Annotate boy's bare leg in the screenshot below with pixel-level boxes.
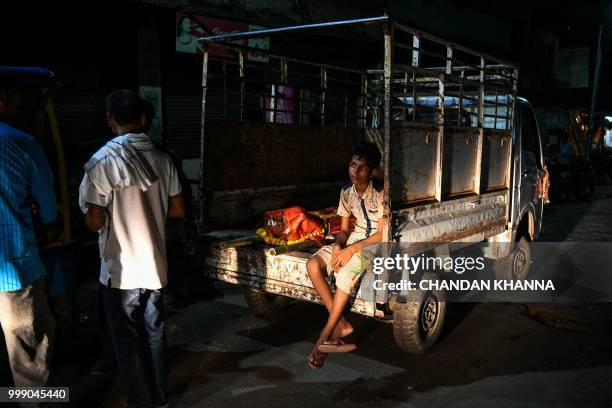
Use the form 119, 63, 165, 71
315, 288, 351, 346
306, 256, 353, 337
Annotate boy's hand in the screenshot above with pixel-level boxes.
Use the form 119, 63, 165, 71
331, 245, 357, 272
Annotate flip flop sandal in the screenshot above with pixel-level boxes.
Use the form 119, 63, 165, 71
317, 338, 357, 354
308, 347, 327, 369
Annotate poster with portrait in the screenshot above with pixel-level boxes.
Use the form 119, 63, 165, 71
176, 12, 269, 62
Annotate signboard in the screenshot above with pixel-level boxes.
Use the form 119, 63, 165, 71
175, 12, 269, 62
554, 47, 589, 89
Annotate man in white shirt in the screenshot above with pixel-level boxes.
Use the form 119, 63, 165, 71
79, 90, 185, 408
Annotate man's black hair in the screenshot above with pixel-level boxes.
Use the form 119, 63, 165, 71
352, 142, 381, 169
106, 89, 147, 125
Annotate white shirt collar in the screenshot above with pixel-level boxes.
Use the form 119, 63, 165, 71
350, 180, 374, 200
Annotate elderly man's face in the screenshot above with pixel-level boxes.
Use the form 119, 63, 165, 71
0, 88, 23, 118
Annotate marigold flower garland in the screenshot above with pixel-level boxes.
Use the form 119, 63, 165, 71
309, 210, 338, 220
256, 227, 324, 246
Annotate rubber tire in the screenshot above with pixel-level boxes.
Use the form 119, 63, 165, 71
244, 287, 291, 321
392, 272, 447, 354
494, 236, 531, 281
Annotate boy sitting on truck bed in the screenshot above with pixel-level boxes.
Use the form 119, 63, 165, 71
307, 142, 386, 369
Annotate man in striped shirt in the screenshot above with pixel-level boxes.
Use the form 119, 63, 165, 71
0, 83, 57, 386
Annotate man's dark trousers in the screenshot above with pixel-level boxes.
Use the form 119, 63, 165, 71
102, 285, 167, 408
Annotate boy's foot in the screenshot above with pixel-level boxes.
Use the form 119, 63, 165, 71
317, 338, 357, 353
332, 319, 354, 339
308, 346, 327, 369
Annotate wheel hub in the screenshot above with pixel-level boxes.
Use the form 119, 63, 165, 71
513, 248, 528, 280
421, 296, 438, 332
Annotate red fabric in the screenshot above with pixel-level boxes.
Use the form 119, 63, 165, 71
260, 206, 325, 243
328, 214, 356, 236
259, 206, 356, 244
312, 206, 356, 236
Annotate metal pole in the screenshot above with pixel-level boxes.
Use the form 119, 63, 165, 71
239, 51, 245, 121
458, 71, 464, 126
281, 58, 288, 83
222, 62, 227, 119
509, 68, 519, 131
478, 57, 485, 128
198, 46, 209, 235
373, 22, 395, 304
320, 67, 327, 127
412, 35, 419, 122
383, 23, 393, 241
494, 87, 498, 129
361, 73, 367, 128
298, 88, 304, 125
199, 15, 389, 43
44, 90, 72, 242
412, 71, 417, 122
587, 24, 604, 162
438, 73, 445, 126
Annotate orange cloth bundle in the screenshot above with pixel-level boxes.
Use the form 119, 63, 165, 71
256, 206, 325, 246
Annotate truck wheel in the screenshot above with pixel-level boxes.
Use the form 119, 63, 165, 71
494, 236, 531, 281
392, 272, 446, 354
244, 287, 291, 321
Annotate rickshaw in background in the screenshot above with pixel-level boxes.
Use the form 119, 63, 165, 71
0, 66, 75, 323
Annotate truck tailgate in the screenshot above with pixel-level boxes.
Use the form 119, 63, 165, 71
202, 241, 378, 317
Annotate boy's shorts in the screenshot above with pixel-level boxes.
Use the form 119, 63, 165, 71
313, 244, 377, 294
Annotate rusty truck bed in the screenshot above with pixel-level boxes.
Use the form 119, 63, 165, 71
201, 188, 508, 318
201, 232, 379, 317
